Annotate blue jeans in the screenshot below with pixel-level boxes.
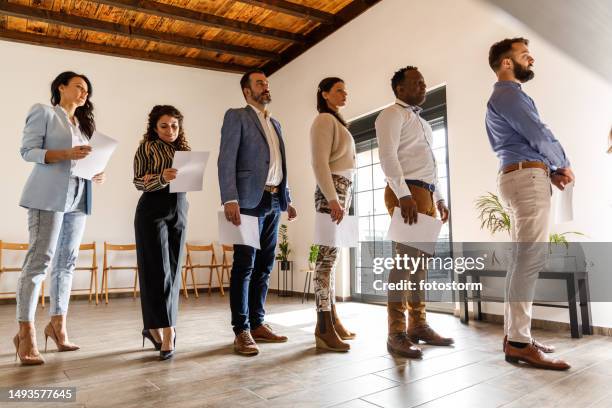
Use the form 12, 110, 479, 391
16, 177, 87, 321
230, 192, 281, 335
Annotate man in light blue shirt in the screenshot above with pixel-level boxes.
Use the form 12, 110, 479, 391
486, 37, 573, 371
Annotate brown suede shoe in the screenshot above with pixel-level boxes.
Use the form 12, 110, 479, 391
234, 331, 259, 355
251, 324, 288, 343
503, 335, 555, 353
407, 325, 454, 346
505, 342, 570, 370
387, 333, 423, 358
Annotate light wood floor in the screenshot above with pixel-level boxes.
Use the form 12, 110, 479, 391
1, 294, 612, 408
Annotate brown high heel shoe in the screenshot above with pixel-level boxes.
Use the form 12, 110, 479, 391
13, 334, 45, 365
44, 323, 80, 352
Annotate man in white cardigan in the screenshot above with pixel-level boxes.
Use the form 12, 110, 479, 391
376, 66, 453, 359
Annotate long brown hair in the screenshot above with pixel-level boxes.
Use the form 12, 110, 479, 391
316, 77, 347, 127
50, 71, 95, 138
142, 105, 190, 151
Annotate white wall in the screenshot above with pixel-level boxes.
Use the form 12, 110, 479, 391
0, 40, 243, 295
269, 0, 612, 326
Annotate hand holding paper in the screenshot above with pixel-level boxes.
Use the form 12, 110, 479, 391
218, 211, 260, 249
169, 151, 209, 193
386, 208, 442, 255
554, 181, 574, 223
72, 131, 118, 180
313, 213, 358, 248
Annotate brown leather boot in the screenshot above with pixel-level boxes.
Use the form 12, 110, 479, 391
315, 311, 350, 352
505, 342, 570, 370
407, 325, 454, 346
387, 332, 422, 358
503, 335, 555, 353
331, 304, 356, 340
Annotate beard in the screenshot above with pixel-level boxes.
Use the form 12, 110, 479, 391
253, 91, 272, 105
512, 59, 535, 83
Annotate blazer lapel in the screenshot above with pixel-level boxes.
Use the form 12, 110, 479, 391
245, 105, 267, 144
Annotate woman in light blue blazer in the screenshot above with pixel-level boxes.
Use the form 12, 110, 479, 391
14, 71, 105, 365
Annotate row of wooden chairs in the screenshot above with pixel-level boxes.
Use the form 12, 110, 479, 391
0, 241, 233, 306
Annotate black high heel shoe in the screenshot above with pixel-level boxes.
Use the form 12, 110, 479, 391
142, 329, 162, 351
159, 330, 176, 361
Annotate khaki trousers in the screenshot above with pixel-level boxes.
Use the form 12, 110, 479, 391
384, 184, 437, 334
498, 167, 551, 343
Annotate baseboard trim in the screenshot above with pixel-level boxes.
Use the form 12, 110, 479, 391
474, 311, 612, 337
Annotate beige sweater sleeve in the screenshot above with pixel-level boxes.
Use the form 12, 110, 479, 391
310, 113, 339, 202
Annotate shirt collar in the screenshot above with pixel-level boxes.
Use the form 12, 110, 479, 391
248, 103, 270, 119
395, 98, 422, 114
494, 81, 522, 89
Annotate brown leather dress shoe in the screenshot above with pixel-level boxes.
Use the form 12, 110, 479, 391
387, 333, 423, 358
505, 343, 570, 370
251, 324, 288, 343
234, 331, 259, 355
407, 325, 454, 346
503, 335, 555, 353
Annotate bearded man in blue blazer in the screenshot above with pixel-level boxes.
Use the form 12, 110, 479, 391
218, 70, 298, 355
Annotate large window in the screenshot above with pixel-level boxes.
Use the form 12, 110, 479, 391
348, 87, 454, 310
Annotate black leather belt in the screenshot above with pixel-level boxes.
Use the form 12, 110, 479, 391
405, 179, 435, 193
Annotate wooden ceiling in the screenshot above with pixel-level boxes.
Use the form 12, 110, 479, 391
0, 0, 381, 74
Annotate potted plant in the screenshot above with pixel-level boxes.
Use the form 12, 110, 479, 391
549, 232, 586, 254
275, 224, 291, 270
308, 244, 319, 270
475, 192, 511, 235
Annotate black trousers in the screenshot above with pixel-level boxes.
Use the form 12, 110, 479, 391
134, 188, 188, 329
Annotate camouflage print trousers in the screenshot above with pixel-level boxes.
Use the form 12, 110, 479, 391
314, 174, 353, 312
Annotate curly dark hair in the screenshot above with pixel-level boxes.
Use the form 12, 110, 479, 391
391, 66, 418, 96
50, 71, 95, 138
142, 105, 190, 151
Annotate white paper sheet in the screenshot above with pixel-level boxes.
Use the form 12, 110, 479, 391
554, 181, 574, 223
313, 213, 358, 248
169, 151, 209, 193
385, 208, 442, 255
217, 211, 260, 249
71, 131, 118, 180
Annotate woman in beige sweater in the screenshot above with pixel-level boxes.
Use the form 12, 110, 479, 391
310, 77, 357, 352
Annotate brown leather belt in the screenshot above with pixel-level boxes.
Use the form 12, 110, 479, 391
501, 161, 548, 175
264, 185, 279, 194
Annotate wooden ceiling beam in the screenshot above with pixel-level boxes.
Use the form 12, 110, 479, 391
236, 0, 335, 24
263, 0, 382, 75
93, 0, 308, 44
0, 2, 279, 61
0, 28, 252, 73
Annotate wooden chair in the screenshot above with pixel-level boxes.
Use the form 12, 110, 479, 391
182, 243, 223, 298
101, 242, 138, 304
220, 244, 233, 288
72, 242, 99, 304
0, 241, 45, 307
